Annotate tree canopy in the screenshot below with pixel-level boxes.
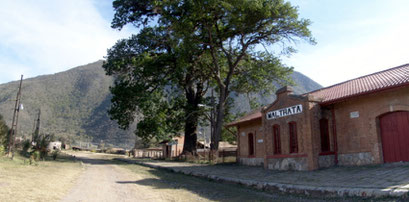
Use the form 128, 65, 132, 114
106, 0, 314, 151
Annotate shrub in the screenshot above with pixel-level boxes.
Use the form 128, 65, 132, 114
51, 150, 59, 160
31, 151, 40, 161
0, 145, 5, 155
22, 139, 31, 156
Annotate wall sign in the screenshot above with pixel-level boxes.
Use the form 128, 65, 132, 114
266, 104, 303, 120
257, 139, 263, 143
350, 111, 359, 118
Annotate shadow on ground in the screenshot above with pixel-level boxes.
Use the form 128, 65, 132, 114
115, 159, 409, 202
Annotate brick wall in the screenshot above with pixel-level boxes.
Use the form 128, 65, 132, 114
234, 85, 409, 170
331, 85, 409, 164
237, 119, 264, 159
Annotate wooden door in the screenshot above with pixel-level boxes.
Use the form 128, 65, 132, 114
248, 133, 254, 156
380, 111, 409, 162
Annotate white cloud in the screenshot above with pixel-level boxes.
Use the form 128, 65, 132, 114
0, 0, 133, 83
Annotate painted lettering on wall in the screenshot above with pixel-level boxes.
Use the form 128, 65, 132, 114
266, 104, 303, 120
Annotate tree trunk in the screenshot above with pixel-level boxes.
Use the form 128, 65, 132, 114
182, 82, 203, 155
211, 87, 227, 151
182, 105, 199, 154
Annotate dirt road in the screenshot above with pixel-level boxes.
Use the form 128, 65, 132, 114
61, 152, 165, 202
60, 152, 352, 202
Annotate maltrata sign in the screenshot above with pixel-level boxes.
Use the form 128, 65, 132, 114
266, 104, 303, 120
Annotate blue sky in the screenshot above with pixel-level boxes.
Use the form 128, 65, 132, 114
0, 0, 408, 87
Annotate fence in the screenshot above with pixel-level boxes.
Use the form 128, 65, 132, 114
133, 148, 163, 159
196, 148, 237, 163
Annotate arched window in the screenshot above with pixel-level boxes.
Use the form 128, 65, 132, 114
320, 118, 330, 152
289, 122, 298, 153
248, 133, 254, 156
273, 125, 281, 154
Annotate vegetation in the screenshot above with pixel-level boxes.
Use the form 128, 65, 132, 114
107, 0, 315, 151
0, 152, 83, 201
0, 60, 320, 151
0, 114, 9, 154
0, 61, 136, 148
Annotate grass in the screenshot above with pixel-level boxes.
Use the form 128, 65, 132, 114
0, 152, 84, 202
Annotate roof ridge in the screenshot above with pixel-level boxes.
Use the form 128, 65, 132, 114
305, 63, 409, 95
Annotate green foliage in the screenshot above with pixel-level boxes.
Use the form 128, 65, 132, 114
135, 91, 185, 144
22, 139, 31, 156
105, 6, 211, 152
30, 151, 40, 161
0, 114, 8, 149
51, 150, 59, 160
0, 145, 5, 155
0, 61, 136, 148
110, 0, 315, 150
32, 134, 54, 160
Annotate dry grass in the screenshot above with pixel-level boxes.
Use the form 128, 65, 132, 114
0, 152, 84, 202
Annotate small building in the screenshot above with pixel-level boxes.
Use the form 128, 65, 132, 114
228, 64, 409, 171
48, 141, 62, 151
159, 136, 184, 158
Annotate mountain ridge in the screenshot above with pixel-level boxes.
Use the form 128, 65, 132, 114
0, 61, 321, 148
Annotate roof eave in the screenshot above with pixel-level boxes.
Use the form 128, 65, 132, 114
226, 117, 262, 127
319, 82, 409, 106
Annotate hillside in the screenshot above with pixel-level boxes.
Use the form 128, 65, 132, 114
0, 61, 135, 148
0, 61, 321, 148
230, 71, 322, 114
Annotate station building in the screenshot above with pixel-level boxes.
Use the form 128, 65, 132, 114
228, 64, 409, 171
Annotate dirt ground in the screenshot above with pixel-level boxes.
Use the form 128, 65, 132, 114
60, 154, 142, 201
62, 152, 392, 202
61, 152, 334, 202
2, 151, 402, 202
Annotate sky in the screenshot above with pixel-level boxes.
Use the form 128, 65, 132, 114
0, 0, 408, 87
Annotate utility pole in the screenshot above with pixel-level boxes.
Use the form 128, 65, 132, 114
7, 75, 23, 159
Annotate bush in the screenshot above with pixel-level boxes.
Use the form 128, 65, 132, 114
22, 139, 31, 156
52, 150, 59, 160
31, 151, 40, 161
0, 145, 5, 155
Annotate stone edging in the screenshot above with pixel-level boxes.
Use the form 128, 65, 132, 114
115, 158, 408, 198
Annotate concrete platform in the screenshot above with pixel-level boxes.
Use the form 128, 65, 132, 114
117, 158, 409, 198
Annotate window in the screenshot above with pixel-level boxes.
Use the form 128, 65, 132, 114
248, 133, 254, 156
320, 118, 330, 152
273, 125, 281, 154
289, 122, 298, 153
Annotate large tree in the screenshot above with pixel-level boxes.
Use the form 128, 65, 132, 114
108, 0, 314, 151
104, 24, 210, 153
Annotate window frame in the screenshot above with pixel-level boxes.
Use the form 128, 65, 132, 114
273, 124, 281, 154
289, 121, 298, 153
320, 118, 331, 152
248, 133, 255, 156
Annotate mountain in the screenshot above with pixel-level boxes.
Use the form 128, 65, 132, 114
0, 61, 135, 148
230, 71, 322, 114
0, 61, 321, 148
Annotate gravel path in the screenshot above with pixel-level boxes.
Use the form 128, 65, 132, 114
60, 153, 165, 202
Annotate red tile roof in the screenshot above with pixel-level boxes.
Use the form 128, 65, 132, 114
226, 108, 262, 126
227, 63, 409, 126
308, 63, 409, 104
